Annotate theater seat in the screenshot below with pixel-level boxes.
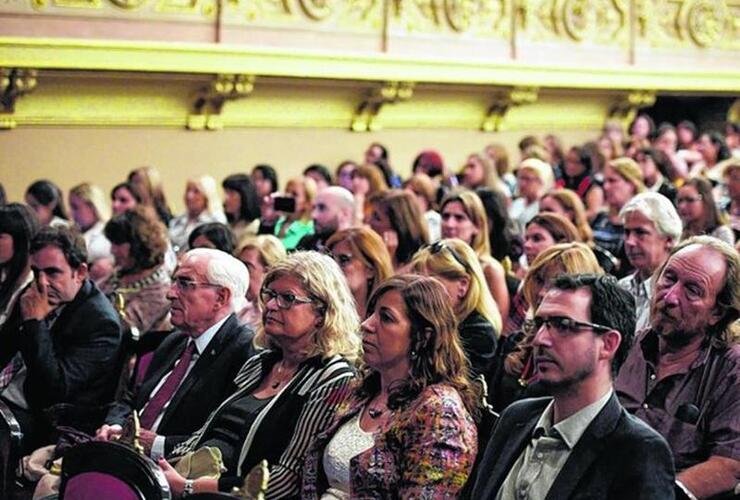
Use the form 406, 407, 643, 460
0, 399, 23, 499
59, 441, 170, 500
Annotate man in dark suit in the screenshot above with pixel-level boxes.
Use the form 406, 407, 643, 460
0, 227, 123, 451
97, 248, 257, 458
471, 274, 675, 500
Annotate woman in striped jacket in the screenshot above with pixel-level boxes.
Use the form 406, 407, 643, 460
159, 251, 360, 498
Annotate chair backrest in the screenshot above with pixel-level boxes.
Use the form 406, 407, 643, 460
0, 399, 22, 499
59, 441, 170, 500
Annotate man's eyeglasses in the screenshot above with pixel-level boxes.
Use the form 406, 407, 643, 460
427, 241, 471, 273
172, 276, 222, 292
260, 287, 315, 309
530, 315, 612, 335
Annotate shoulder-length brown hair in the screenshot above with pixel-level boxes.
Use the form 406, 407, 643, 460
372, 190, 429, 266
326, 226, 393, 300
526, 213, 581, 244
540, 189, 594, 244
358, 274, 480, 418
681, 177, 726, 237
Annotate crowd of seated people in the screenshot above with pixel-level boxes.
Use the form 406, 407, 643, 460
0, 118, 738, 499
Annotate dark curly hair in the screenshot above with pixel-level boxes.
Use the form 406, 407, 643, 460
104, 206, 168, 272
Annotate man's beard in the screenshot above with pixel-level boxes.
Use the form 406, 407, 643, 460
539, 363, 594, 397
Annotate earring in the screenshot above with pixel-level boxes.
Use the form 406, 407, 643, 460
410, 350, 418, 360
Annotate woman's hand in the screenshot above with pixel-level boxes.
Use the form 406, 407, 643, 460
158, 458, 186, 497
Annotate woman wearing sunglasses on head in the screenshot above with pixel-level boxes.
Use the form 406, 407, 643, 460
159, 251, 360, 498
411, 238, 501, 378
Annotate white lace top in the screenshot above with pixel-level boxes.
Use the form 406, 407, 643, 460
321, 413, 375, 500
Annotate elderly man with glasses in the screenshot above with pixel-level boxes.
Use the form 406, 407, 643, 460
471, 273, 675, 500
97, 248, 257, 460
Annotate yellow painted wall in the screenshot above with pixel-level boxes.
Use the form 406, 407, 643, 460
0, 127, 594, 211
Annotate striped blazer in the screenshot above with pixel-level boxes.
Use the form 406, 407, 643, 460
171, 349, 355, 498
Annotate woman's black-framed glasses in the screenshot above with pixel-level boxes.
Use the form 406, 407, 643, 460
531, 315, 612, 335
260, 287, 314, 309
427, 241, 471, 273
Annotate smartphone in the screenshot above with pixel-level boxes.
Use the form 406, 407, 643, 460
273, 196, 296, 213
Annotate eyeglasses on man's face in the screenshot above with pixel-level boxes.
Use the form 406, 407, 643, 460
171, 276, 222, 292
260, 287, 314, 309
529, 315, 612, 335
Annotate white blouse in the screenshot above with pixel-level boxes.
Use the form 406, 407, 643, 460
321, 413, 374, 500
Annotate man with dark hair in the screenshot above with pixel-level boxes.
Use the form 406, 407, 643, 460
0, 226, 123, 450
472, 273, 675, 499
617, 236, 740, 499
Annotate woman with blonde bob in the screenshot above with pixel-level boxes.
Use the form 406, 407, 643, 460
325, 226, 393, 318
490, 242, 603, 411
129, 166, 173, 225
168, 175, 226, 253
440, 189, 510, 319
235, 234, 287, 327
162, 251, 360, 498
69, 182, 114, 284
301, 275, 478, 498
274, 176, 317, 250
411, 238, 501, 377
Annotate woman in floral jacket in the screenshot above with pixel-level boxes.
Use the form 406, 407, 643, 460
301, 274, 478, 499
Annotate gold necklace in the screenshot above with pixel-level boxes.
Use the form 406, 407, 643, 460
270, 362, 292, 389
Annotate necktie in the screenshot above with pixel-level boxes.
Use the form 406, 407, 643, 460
0, 353, 23, 390
139, 341, 196, 429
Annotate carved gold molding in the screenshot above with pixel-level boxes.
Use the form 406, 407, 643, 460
607, 89, 656, 129
481, 86, 538, 132
187, 74, 255, 131
393, 0, 509, 36
0, 68, 38, 130
351, 81, 414, 132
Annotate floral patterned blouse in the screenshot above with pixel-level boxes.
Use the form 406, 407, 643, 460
301, 382, 478, 499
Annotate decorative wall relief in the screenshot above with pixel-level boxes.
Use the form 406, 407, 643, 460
188, 74, 255, 130
481, 86, 538, 132
392, 0, 509, 38
523, 0, 628, 44
608, 90, 656, 130
644, 0, 739, 49
351, 81, 414, 132
239, 0, 381, 29
0, 68, 38, 130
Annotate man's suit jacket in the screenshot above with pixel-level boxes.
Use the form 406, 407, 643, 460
0, 279, 123, 412
470, 393, 676, 500
106, 313, 257, 455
